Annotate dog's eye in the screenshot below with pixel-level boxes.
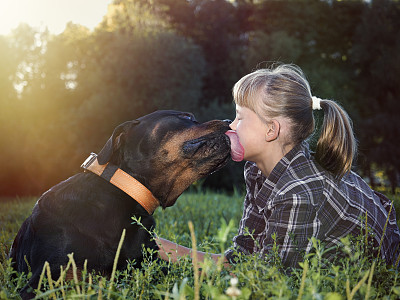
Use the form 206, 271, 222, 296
179, 114, 196, 122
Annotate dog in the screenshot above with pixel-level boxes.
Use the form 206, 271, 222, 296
9, 110, 232, 299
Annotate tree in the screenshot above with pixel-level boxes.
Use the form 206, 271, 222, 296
0, 34, 22, 194
0, 2, 207, 196
351, 0, 400, 191
72, 0, 206, 155
152, 0, 249, 104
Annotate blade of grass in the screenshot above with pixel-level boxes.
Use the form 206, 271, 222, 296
297, 260, 308, 300
108, 228, 126, 299
188, 221, 200, 300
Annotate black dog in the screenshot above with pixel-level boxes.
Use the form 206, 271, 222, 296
10, 110, 231, 299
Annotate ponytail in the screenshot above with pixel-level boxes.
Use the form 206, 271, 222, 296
315, 99, 357, 179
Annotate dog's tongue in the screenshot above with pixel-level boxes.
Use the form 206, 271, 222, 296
225, 130, 244, 162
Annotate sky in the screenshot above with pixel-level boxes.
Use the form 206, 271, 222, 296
0, 0, 112, 35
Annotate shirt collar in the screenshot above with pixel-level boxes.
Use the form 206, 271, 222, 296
253, 141, 310, 209
268, 141, 310, 185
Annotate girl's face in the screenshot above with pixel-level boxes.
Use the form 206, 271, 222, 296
229, 104, 269, 163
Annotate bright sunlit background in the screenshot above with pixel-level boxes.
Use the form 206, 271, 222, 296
0, 0, 111, 35
0, 0, 398, 196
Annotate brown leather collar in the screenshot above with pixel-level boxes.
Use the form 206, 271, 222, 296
81, 153, 159, 215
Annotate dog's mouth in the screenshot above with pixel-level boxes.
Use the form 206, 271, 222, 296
209, 151, 231, 174
182, 134, 231, 159
181, 133, 231, 177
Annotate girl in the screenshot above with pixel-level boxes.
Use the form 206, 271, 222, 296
156, 64, 400, 268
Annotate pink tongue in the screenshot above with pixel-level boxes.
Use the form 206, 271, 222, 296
225, 130, 245, 162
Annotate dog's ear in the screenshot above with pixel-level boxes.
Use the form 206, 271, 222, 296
97, 120, 140, 165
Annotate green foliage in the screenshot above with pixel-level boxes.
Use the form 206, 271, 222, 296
1, 192, 400, 299
0, 0, 399, 194
0, 3, 206, 195
350, 0, 400, 193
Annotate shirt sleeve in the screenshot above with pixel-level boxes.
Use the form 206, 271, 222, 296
225, 190, 267, 262
226, 162, 320, 268
259, 193, 318, 268
225, 162, 266, 263
226, 191, 319, 267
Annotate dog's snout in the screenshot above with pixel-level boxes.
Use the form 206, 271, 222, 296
223, 119, 232, 124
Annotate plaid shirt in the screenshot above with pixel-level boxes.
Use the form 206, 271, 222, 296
225, 142, 400, 268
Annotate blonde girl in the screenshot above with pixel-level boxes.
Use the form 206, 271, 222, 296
156, 64, 400, 268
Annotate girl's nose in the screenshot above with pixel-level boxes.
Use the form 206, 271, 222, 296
229, 119, 237, 130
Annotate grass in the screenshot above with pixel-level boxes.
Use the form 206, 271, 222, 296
1, 190, 400, 299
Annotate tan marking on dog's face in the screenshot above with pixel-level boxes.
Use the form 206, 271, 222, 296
149, 122, 163, 139
147, 121, 230, 207
161, 166, 198, 207
160, 122, 222, 156
161, 129, 198, 160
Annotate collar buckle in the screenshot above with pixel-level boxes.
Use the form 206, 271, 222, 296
81, 152, 98, 170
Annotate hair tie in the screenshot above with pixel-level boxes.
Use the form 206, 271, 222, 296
311, 96, 322, 110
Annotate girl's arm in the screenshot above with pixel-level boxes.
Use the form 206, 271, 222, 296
155, 237, 229, 266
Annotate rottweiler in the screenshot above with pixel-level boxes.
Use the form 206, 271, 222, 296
9, 110, 232, 299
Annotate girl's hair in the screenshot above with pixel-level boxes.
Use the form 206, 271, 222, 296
233, 64, 356, 179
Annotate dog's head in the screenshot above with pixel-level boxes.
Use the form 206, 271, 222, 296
97, 110, 231, 208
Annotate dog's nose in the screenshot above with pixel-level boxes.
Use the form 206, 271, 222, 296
223, 119, 232, 124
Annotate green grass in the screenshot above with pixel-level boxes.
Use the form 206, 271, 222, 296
1, 191, 400, 299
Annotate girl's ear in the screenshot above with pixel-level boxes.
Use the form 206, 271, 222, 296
265, 120, 280, 142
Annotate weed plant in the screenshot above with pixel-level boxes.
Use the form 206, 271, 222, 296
0, 191, 400, 299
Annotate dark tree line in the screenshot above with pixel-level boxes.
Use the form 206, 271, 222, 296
0, 0, 399, 196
